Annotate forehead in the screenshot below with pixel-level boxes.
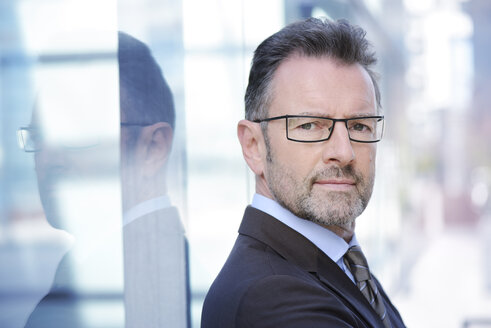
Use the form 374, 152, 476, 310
33, 61, 119, 146
269, 55, 376, 118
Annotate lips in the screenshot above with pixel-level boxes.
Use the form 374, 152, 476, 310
315, 179, 355, 185
309, 165, 361, 190
312, 177, 357, 192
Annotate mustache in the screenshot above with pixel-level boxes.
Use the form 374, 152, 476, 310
308, 165, 363, 185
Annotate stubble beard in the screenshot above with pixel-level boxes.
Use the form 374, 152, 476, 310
265, 148, 375, 230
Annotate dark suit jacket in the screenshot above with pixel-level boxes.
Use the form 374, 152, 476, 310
24, 206, 188, 328
201, 206, 406, 328
23, 255, 91, 328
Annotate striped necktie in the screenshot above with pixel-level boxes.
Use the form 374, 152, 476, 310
344, 246, 392, 328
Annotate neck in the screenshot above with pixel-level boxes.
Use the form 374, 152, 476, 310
255, 180, 356, 243
321, 223, 355, 243
255, 176, 274, 199
122, 178, 167, 211
254, 187, 356, 243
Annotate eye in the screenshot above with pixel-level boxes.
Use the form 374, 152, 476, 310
351, 123, 370, 132
288, 117, 330, 133
299, 122, 316, 130
348, 118, 376, 133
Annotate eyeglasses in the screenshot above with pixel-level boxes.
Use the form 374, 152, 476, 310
17, 126, 42, 152
17, 123, 153, 152
253, 115, 384, 143
17, 126, 102, 152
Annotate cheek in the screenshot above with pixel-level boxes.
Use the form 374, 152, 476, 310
354, 145, 376, 173
368, 145, 377, 166
280, 144, 320, 178
268, 128, 323, 177
34, 152, 49, 177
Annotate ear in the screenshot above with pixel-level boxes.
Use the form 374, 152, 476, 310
139, 122, 173, 177
237, 119, 266, 176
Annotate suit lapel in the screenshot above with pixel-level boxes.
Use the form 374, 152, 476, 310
239, 206, 384, 327
239, 206, 318, 271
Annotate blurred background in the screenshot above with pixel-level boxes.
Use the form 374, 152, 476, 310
1, 0, 490, 327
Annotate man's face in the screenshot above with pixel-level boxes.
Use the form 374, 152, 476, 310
262, 55, 378, 232
33, 123, 119, 231
31, 62, 120, 231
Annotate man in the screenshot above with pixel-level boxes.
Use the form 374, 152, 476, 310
201, 18, 406, 328
21, 35, 124, 327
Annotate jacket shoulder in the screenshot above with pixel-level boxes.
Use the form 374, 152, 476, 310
201, 234, 362, 328
237, 274, 363, 328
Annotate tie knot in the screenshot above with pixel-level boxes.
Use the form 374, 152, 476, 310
344, 246, 371, 282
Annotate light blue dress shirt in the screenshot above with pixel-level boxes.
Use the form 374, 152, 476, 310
123, 195, 172, 226
251, 193, 358, 283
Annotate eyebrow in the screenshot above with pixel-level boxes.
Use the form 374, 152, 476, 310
296, 111, 380, 118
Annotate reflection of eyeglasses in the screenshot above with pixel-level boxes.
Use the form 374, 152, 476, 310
253, 115, 385, 143
17, 126, 41, 152
17, 126, 103, 153
17, 123, 155, 152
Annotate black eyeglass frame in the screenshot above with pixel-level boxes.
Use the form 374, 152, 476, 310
253, 115, 385, 143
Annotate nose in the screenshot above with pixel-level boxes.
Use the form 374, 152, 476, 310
321, 121, 355, 165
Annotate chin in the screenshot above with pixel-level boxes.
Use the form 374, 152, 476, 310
305, 197, 362, 227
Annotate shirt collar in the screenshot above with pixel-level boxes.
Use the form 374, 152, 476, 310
123, 195, 171, 227
251, 193, 359, 264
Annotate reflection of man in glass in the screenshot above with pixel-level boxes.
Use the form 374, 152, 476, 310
19, 42, 123, 327
202, 18, 405, 327
19, 32, 188, 327
118, 32, 189, 328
